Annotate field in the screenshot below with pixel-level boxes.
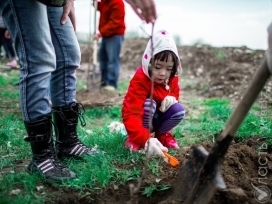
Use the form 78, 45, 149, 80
0, 38, 272, 204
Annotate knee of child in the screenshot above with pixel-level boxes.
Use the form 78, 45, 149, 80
171, 103, 185, 112
170, 103, 185, 120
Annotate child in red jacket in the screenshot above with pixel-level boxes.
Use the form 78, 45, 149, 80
122, 30, 185, 159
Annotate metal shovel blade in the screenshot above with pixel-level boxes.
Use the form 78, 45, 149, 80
174, 134, 232, 204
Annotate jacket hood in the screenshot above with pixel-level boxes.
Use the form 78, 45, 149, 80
142, 30, 181, 78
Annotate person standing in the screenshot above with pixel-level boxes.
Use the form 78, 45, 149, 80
3, 29, 18, 68
93, 0, 126, 91
0, 15, 18, 68
0, 0, 97, 181
0, 0, 157, 182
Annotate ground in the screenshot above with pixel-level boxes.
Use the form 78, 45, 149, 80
2, 39, 271, 203
72, 38, 272, 203
49, 139, 272, 204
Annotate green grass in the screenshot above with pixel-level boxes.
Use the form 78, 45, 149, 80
1, 71, 272, 203
117, 78, 130, 92
173, 98, 272, 146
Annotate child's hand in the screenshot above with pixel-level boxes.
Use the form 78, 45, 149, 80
145, 138, 168, 163
159, 96, 178, 112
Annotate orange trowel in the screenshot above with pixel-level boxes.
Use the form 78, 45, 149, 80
163, 151, 180, 167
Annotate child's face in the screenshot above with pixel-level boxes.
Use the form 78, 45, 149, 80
152, 54, 174, 83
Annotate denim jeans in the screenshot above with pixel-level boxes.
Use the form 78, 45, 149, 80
0, 0, 80, 121
99, 35, 124, 88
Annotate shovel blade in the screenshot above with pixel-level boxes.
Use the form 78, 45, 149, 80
91, 64, 101, 84
87, 64, 101, 91
174, 134, 233, 204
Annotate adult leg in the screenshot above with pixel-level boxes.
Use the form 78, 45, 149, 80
48, 7, 97, 157
104, 35, 124, 89
0, 0, 75, 180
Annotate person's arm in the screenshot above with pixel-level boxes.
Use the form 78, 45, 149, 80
124, 0, 156, 23
122, 73, 151, 147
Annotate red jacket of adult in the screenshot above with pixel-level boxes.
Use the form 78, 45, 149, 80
122, 67, 180, 148
97, 0, 126, 37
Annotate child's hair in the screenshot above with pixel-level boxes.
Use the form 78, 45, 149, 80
148, 50, 179, 78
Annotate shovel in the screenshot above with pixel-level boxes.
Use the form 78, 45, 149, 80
173, 58, 271, 204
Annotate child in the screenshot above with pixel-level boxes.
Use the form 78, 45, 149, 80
122, 30, 185, 158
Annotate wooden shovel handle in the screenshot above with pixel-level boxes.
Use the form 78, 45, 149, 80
218, 59, 270, 141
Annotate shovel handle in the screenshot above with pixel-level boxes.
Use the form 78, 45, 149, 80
218, 59, 270, 141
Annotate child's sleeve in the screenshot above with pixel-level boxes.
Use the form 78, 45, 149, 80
122, 75, 151, 148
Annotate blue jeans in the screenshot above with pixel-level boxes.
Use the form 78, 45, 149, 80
99, 35, 124, 88
0, 0, 80, 121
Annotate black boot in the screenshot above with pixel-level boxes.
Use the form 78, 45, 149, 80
52, 103, 97, 158
24, 115, 76, 181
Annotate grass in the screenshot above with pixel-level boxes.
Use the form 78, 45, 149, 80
0, 69, 272, 203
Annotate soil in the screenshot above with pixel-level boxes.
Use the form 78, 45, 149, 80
74, 38, 272, 203
46, 137, 272, 204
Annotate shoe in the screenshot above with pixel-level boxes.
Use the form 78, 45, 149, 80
24, 116, 76, 181
56, 140, 98, 158
53, 103, 99, 158
125, 138, 141, 151
156, 132, 180, 149
27, 157, 76, 181
103, 85, 116, 92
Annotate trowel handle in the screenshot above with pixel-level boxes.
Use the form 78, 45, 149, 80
218, 59, 270, 141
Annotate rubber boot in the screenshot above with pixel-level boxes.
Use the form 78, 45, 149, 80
52, 103, 97, 158
24, 115, 76, 181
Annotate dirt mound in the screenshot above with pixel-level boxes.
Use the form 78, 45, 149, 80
179, 45, 272, 103
80, 38, 272, 105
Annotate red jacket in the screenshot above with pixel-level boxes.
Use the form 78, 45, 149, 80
97, 0, 126, 37
122, 67, 180, 148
